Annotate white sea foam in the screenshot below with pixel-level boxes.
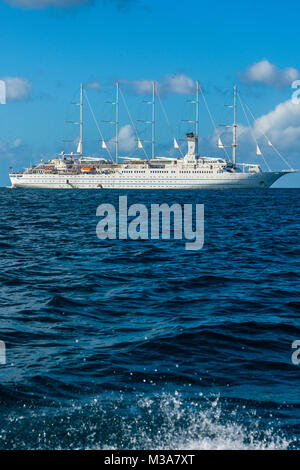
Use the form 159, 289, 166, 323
122, 393, 292, 450
1, 393, 294, 450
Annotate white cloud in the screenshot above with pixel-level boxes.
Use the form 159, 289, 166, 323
162, 74, 195, 95
253, 99, 300, 147
206, 98, 300, 171
0, 77, 32, 102
122, 74, 196, 96
118, 124, 136, 152
108, 124, 136, 153
241, 59, 299, 88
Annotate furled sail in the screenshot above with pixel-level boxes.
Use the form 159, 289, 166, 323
218, 137, 224, 148
102, 140, 107, 149
173, 138, 179, 149
77, 140, 82, 154
256, 144, 262, 156
138, 138, 143, 149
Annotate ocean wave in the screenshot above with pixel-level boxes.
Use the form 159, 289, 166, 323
0, 188, 299, 449
0, 394, 295, 450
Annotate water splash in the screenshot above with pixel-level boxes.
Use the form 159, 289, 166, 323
0, 393, 293, 449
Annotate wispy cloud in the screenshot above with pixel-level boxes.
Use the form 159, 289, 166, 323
2, 0, 139, 10
86, 80, 101, 91
3, 0, 92, 7
240, 59, 300, 88
0, 138, 29, 167
121, 79, 154, 95
0, 77, 32, 101
121, 74, 196, 96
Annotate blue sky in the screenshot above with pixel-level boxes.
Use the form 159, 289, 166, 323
1, 0, 300, 186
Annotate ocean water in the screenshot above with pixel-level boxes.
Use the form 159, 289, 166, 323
0, 187, 299, 450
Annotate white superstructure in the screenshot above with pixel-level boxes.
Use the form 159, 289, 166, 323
9, 83, 296, 189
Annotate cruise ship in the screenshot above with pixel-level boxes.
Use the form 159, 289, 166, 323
9, 83, 296, 189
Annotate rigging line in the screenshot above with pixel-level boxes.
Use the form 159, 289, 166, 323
198, 86, 230, 161
244, 102, 294, 171
83, 90, 113, 160
237, 92, 271, 171
156, 89, 184, 158
119, 87, 149, 160
62, 88, 78, 145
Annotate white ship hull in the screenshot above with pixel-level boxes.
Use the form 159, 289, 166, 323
9, 170, 286, 189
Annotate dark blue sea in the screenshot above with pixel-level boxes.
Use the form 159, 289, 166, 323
0, 187, 299, 450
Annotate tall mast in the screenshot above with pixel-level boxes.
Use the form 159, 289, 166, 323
116, 82, 119, 164
196, 80, 199, 136
182, 80, 199, 137
232, 85, 237, 165
80, 83, 83, 157
152, 81, 155, 160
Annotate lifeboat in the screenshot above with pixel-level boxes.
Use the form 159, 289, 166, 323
81, 167, 95, 173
